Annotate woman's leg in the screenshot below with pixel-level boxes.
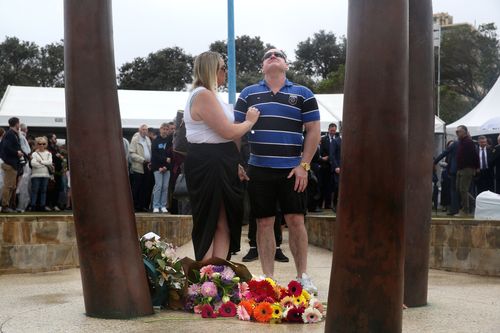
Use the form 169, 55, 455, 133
30, 178, 40, 209
39, 177, 49, 208
212, 203, 230, 259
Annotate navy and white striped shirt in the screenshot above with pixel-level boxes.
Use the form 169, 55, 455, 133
234, 79, 320, 168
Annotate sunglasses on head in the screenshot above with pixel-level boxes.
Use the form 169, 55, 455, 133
263, 51, 285, 61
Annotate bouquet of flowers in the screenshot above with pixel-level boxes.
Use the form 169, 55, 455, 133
185, 264, 243, 318
140, 232, 186, 309
236, 277, 325, 324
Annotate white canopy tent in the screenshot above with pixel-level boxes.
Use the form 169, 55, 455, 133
0, 85, 444, 133
447, 76, 500, 136
0, 86, 340, 132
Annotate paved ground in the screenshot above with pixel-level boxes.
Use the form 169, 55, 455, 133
1, 226, 499, 333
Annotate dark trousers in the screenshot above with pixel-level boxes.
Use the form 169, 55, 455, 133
448, 174, 459, 214
319, 167, 333, 208
476, 169, 495, 195
47, 174, 63, 208
496, 178, 500, 194
248, 211, 283, 248
130, 172, 148, 211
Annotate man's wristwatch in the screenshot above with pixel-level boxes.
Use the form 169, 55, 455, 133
300, 161, 311, 171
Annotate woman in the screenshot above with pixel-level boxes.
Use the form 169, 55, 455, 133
30, 137, 53, 211
184, 51, 259, 261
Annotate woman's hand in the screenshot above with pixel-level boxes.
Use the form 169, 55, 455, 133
238, 164, 249, 181
245, 106, 260, 124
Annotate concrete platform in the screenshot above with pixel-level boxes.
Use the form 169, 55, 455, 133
1, 227, 499, 333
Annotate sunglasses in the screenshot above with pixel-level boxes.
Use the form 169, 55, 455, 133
219, 64, 227, 71
263, 51, 286, 61
37, 143, 47, 146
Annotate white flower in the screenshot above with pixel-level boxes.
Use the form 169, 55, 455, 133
302, 307, 322, 324
141, 232, 160, 241
144, 241, 154, 249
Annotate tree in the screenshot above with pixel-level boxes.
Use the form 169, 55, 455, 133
118, 47, 193, 91
0, 36, 40, 96
0, 37, 65, 97
316, 64, 345, 94
293, 30, 346, 79
209, 35, 274, 91
440, 23, 500, 105
438, 86, 474, 124
37, 42, 64, 87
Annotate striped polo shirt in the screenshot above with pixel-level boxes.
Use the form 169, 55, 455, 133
234, 79, 320, 168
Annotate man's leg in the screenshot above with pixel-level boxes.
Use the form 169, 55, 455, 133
2, 164, 17, 209
242, 212, 259, 262
448, 174, 459, 214
283, 213, 308, 276
256, 216, 276, 277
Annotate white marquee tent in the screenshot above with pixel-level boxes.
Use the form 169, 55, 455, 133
447, 76, 500, 136
0, 85, 444, 133
0, 86, 341, 132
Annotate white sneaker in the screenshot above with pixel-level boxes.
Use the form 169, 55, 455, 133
153, 208, 160, 213
161, 207, 168, 213
297, 273, 318, 296
53, 206, 61, 212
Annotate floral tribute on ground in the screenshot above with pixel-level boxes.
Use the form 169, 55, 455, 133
185, 266, 325, 324
140, 232, 186, 309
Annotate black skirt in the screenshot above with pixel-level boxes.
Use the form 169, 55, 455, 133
185, 142, 243, 260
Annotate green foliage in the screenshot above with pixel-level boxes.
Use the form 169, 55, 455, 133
117, 47, 193, 91
209, 35, 274, 91
440, 23, 500, 104
293, 30, 346, 79
315, 64, 345, 94
0, 36, 64, 97
438, 86, 475, 124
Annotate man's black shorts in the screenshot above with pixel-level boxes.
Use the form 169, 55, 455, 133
247, 166, 307, 218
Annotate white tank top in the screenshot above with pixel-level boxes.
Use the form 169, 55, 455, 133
184, 86, 234, 144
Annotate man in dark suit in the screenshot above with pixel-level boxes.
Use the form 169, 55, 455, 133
319, 123, 341, 211
1, 117, 23, 213
492, 134, 500, 194
475, 135, 495, 194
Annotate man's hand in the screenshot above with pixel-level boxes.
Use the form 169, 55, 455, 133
321, 156, 328, 161
288, 165, 308, 192
238, 164, 249, 181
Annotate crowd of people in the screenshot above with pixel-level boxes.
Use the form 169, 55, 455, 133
0, 117, 69, 213
434, 125, 500, 216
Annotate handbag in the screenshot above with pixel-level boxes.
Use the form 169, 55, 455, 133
173, 173, 188, 199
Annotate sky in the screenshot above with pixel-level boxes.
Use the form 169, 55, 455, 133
1, 0, 500, 68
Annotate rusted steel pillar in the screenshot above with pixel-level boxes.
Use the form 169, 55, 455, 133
64, 0, 153, 318
404, 0, 435, 307
325, 0, 409, 332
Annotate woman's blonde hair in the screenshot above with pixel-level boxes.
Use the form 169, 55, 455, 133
192, 51, 222, 92
35, 136, 48, 146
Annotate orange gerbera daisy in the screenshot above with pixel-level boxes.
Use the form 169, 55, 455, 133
253, 302, 273, 323
239, 300, 255, 316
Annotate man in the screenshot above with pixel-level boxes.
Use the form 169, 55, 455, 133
475, 135, 494, 194
492, 135, 500, 194
319, 123, 341, 211
17, 123, 32, 212
234, 49, 321, 294
1, 117, 24, 213
47, 133, 65, 211
434, 140, 459, 215
129, 124, 152, 212
151, 123, 172, 213
455, 125, 479, 216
